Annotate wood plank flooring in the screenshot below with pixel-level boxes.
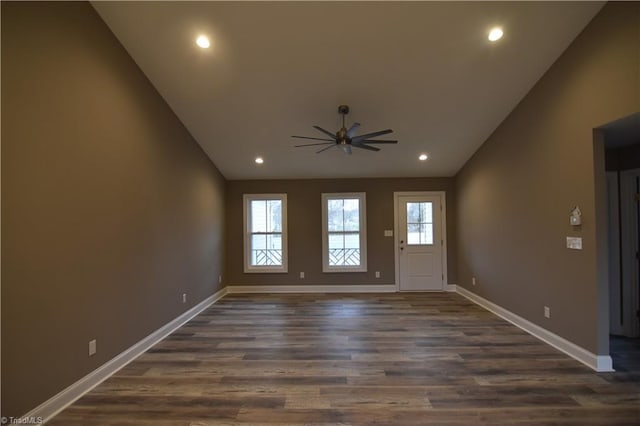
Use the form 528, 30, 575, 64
49, 293, 640, 425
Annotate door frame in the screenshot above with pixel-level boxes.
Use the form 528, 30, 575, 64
393, 191, 448, 291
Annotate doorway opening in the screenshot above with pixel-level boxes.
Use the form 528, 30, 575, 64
600, 112, 640, 372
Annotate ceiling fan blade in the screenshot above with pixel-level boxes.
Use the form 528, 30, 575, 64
313, 126, 337, 140
292, 135, 335, 142
316, 144, 336, 154
346, 122, 361, 138
357, 139, 398, 144
351, 129, 393, 142
352, 143, 380, 152
294, 142, 335, 147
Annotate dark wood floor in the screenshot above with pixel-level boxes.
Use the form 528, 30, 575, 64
50, 293, 640, 425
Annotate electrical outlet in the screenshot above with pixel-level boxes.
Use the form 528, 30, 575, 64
182, 293, 187, 304
88, 339, 97, 356
218, 275, 222, 284
300, 272, 305, 279
472, 277, 476, 286
544, 306, 550, 318
375, 271, 380, 278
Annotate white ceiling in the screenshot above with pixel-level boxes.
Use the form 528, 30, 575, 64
92, 1, 603, 180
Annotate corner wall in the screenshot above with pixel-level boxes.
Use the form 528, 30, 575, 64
455, 2, 639, 354
1, 2, 226, 416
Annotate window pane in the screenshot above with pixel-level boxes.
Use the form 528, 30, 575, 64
251, 200, 267, 232
265, 234, 283, 265
329, 249, 360, 266
344, 232, 360, 249
252, 234, 266, 250
406, 202, 434, 245
423, 202, 433, 224
328, 199, 344, 232
423, 223, 434, 245
328, 233, 344, 250
251, 233, 282, 266
328, 232, 360, 266
343, 199, 360, 231
267, 200, 282, 232
407, 223, 421, 245
251, 234, 266, 265
266, 233, 282, 250
407, 202, 421, 223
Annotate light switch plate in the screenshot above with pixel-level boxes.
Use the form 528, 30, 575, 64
384, 230, 393, 237
566, 237, 582, 250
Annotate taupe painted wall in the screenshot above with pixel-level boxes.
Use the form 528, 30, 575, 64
225, 178, 456, 286
2, 2, 225, 416
455, 2, 639, 354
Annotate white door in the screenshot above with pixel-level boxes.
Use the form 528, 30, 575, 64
396, 194, 444, 291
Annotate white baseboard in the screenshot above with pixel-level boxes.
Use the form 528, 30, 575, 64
28, 287, 228, 424
446, 284, 457, 292
225, 284, 398, 293
455, 286, 614, 372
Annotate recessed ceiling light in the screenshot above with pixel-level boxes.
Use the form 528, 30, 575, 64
255, 157, 264, 164
196, 35, 210, 49
488, 27, 503, 42
419, 154, 429, 161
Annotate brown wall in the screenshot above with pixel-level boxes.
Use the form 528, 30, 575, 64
1, 2, 226, 417
455, 2, 640, 354
226, 178, 456, 286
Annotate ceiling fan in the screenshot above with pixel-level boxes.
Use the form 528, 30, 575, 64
292, 105, 398, 155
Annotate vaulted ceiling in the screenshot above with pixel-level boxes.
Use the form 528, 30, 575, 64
93, 1, 603, 180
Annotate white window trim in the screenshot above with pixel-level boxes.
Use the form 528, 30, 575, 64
321, 192, 367, 273
243, 194, 288, 273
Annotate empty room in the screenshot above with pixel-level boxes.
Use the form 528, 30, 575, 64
2, 1, 639, 425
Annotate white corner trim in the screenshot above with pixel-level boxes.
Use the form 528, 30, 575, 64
446, 284, 457, 292
27, 287, 228, 424
225, 284, 397, 294
455, 286, 614, 373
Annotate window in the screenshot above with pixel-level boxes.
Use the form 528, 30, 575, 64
243, 194, 287, 273
322, 193, 367, 272
406, 201, 434, 245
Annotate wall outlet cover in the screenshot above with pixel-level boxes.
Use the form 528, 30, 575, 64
89, 339, 97, 356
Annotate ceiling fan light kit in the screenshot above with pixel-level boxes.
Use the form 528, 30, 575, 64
293, 105, 398, 155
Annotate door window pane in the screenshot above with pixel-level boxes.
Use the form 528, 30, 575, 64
406, 202, 433, 245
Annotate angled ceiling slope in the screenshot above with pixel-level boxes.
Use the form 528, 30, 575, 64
93, 1, 603, 180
